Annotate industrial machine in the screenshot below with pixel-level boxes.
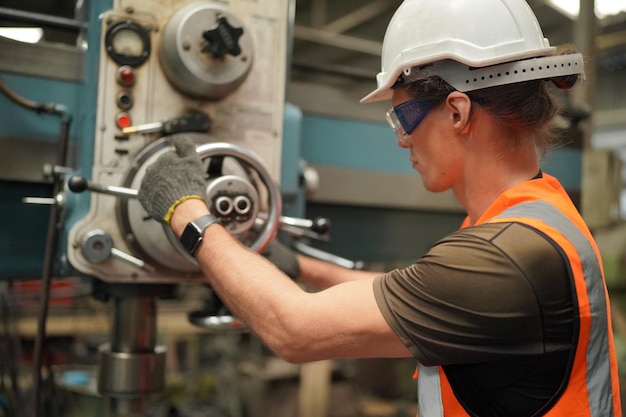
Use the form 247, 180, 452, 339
69, 0, 289, 274
67, 1, 292, 413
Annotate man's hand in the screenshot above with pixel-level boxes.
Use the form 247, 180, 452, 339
138, 137, 208, 224
262, 239, 301, 279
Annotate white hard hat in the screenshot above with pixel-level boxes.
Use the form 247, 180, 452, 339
361, 0, 582, 103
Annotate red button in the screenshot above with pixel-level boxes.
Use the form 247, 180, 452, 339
117, 65, 135, 86
116, 112, 132, 129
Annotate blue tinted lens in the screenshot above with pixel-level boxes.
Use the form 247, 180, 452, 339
394, 99, 435, 135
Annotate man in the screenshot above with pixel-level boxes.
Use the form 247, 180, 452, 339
138, 0, 622, 415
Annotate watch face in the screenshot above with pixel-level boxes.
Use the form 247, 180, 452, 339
179, 215, 217, 256
180, 222, 202, 256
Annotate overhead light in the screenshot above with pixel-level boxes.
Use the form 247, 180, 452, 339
0, 27, 44, 44
549, 0, 626, 19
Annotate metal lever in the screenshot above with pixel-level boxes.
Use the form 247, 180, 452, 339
293, 241, 364, 270
81, 229, 154, 272
257, 212, 331, 242
68, 175, 138, 198
279, 215, 330, 235
121, 110, 211, 136
23, 164, 71, 206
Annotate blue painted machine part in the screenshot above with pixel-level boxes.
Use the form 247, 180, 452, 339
301, 114, 414, 175
0, 0, 110, 279
280, 103, 305, 218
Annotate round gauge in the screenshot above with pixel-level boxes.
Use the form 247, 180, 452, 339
105, 20, 151, 67
111, 28, 143, 56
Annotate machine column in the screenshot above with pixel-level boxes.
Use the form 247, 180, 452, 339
95, 284, 172, 416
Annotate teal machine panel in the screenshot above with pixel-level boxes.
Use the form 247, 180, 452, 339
0, 0, 108, 279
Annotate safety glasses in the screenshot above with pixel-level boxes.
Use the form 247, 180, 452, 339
385, 98, 436, 143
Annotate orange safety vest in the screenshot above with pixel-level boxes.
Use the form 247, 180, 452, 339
416, 173, 622, 417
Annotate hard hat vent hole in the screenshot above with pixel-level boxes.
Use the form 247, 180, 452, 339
393, 54, 583, 99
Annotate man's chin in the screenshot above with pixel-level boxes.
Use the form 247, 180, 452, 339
422, 180, 449, 194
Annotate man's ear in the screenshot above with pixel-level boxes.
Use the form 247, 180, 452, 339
446, 92, 473, 134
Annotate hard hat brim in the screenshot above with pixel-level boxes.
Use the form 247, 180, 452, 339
360, 53, 584, 104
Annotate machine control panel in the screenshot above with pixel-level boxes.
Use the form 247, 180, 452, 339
68, 0, 289, 283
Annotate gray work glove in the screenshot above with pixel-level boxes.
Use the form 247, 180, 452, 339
138, 137, 207, 224
262, 239, 300, 279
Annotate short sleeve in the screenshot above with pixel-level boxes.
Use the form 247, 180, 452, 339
373, 222, 573, 366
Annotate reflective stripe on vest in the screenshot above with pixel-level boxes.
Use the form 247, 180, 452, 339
416, 199, 614, 417
418, 364, 444, 417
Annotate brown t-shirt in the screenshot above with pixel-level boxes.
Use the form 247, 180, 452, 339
374, 222, 577, 417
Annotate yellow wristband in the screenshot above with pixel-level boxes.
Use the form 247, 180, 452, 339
163, 195, 206, 225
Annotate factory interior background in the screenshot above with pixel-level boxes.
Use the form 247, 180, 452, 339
0, 0, 626, 416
